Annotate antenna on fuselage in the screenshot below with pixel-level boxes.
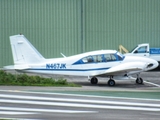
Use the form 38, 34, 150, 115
61, 53, 66, 58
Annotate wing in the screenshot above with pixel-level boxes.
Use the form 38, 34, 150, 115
92, 62, 146, 76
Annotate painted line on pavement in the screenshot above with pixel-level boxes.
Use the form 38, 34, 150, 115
0, 90, 160, 101
0, 106, 98, 114
0, 94, 160, 107
0, 111, 36, 115
0, 99, 160, 112
144, 81, 160, 87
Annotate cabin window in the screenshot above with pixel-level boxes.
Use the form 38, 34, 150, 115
82, 56, 93, 63
74, 52, 124, 65
104, 54, 116, 61
92, 55, 103, 62
82, 55, 103, 63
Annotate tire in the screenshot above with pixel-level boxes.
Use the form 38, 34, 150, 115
108, 79, 115, 86
136, 78, 143, 84
90, 77, 98, 84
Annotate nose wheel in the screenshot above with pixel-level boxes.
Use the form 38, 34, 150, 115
136, 78, 143, 84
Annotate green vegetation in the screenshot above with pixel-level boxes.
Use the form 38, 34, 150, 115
0, 70, 80, 87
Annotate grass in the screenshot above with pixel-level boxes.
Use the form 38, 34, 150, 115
0, 70, 80, 87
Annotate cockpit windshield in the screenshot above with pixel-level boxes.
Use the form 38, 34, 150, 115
116, 52, 125, 60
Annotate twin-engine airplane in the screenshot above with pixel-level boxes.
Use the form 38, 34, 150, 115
4, 34, 158, 86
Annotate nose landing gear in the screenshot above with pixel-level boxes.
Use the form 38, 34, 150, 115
136, 74, 143, 84
136, 78, 143, 84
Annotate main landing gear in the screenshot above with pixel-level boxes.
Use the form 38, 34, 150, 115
90, 75, 144, 86
108, 79, 115, 86
90, 77, 98, 84
90, 76, 116, 86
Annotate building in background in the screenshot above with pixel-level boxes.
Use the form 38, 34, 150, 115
0, 0, 160, 67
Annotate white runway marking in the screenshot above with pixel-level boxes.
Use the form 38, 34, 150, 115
0, 111, 36, 115
0, 89, 160, 120
144, 81, 160, 87
0, 107, 97, 114
0, 90, 160, 101
0, 99, 160, 112
0, 94, 160, 107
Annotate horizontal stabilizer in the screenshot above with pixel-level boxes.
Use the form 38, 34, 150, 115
14, 65, 30, 70
3, 65, 30, 70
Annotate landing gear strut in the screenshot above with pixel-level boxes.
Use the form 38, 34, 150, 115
90, 77, 98, 84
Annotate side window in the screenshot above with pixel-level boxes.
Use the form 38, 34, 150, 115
92, 55, 103, 62
82, 56, 93, 63
82, 57, 88, 63
104, 54, 111, 61
104, 54, 116, 62
82, 55, 103, 63
110, 54, 116, 61
134, 46, 147, 53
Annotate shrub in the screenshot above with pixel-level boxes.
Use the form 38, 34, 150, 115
0, 70, 80, 87
55, 79, 67, 85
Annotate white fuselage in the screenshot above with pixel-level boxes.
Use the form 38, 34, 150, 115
20, 53, 158, 77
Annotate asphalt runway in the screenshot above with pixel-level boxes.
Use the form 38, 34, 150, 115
0, 90, 160, 120
0, 71, 160, 120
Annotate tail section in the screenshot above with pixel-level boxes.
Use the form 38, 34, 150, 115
10, 34, 45, 66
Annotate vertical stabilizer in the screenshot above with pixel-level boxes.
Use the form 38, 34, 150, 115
10, 34, 45, 65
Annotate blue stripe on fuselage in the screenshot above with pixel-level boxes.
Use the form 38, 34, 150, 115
27, 67, 110, 71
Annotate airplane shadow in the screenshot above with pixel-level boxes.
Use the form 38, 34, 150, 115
72, 81, 154, 89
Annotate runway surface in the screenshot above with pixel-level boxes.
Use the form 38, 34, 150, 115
0, 71, 160, 120
0, 89, 160, 120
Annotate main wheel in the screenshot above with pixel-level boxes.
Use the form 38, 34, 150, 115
90, 77, 98, 84
108, 79, 115, 86
136, 78, 143, 84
